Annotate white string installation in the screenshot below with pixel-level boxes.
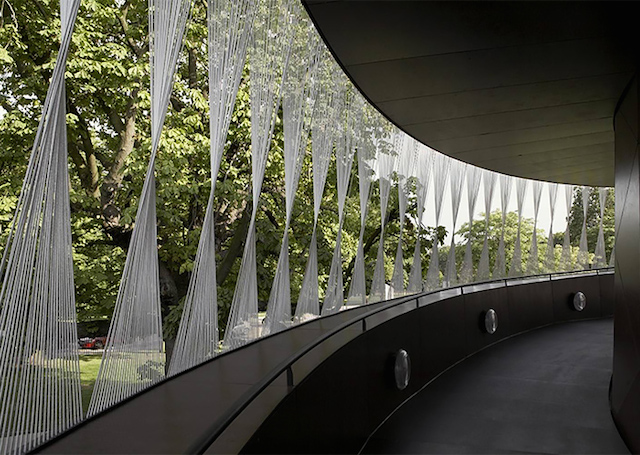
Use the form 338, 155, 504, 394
477, 170, 496, 281
544, 183, 559, 272
168, 0, 257, 376
264, 14, 321, 335
609, 218, 615, 268
369, 136, 397, 303
322, 91, 361, 316
0, 2, 82, 451
493, 175, 513, 279
509, 178, 528, 277
559, 185, 574, 271
425, 153, 450, 290
294, 61, 344, 322
460, 165, 482, 284
391, 136, 417, 296
408, 147, 433, 293
577, 186, 591, 270
594, 188, 608, 268
525, 181, 543, 275
223, 0, 294, 349
89, 0, 191, 415
445, 161, 467, 286
347, 107, 376, 306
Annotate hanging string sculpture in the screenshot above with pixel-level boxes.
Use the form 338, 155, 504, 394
88, 0, 191, 415
0, 2, 82, 452
321, 91, 362, 316
168, 0, 257, 376
559, 184, 574, 271
391, 136, 418, 296
594, 188, 608, 268
509, 178, 528, 277
425, 152, 450, 290
223, 0, 295, 349
577, 186, 591, 270
609, 189, 615, 267
493, 175, 512, 279
445, 160, 467, 286
460, 165, 482, 284
525, 181, 543, 275
408, 146, 433, 293
544, 183, 559, 272
294, 59, 345, 322
263, 11, 322, 335
347, 106, 377, 306
369, 133, 397, 303
477, 170, 496, 281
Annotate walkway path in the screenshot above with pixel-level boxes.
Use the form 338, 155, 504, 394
362, 319, 629, 454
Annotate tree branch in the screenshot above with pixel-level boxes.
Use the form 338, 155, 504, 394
100, 96, 138, 233
115, 2, 144, 58
345, 207, 399, 280
216, 203, 252, 286
67, 100, 100, 197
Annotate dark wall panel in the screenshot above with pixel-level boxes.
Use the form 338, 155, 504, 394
599, 273, 615, 316
507, 280, 554, 333
612, 75, 640, 453
417, 296, 467, 381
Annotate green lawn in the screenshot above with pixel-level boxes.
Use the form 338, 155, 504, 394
79, 355, 102, 413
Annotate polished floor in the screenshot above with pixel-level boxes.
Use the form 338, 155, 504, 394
362, 319, 629, 454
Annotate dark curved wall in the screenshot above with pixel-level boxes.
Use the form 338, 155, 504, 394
242, 274, 613, 454
612, 75, 640, 453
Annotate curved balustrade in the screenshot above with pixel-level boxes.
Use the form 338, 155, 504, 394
34, 268, 614, 454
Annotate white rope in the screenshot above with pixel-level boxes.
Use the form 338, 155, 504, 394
391, 134, 417, 296
369, 130, 396, 303
444, 161, 466, 286
223, 0, 294, 350
508, 178, 528, 277
493, 175, 512, 278
294, 57, 344, 322
425, 153, 450, 290
408, 146, 433, 293
169, 0, 257, 376
525, 181, 543, 275
577, 186, 591, 270
460, 165, 481, 284
322, 89, 361, 316
0, 2, 83, 452
347, 105, 377, 306
544, 183, 559, 272
559, 185, 574, 271
477, 170, 496, 281
89, 0, 191, 415
264, 10, 321, 335
594, 188, 608, 268
609, 188, 615, 267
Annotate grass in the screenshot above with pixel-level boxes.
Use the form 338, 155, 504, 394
79, 355, 102, 413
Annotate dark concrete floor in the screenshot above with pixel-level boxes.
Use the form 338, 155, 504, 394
361, 319, 629, 454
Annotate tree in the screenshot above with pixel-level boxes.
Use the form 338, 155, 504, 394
567, 187, 614, 262
451, 210, 547, 277
1, 1, 440, 345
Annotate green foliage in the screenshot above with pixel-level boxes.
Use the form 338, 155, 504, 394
1, 0, 444, 341
452, 211, 546, 276
567, 188, 615, 260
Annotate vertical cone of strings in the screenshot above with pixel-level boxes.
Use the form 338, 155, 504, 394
0, 2, 83, 451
